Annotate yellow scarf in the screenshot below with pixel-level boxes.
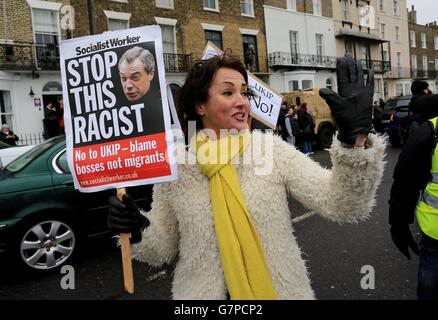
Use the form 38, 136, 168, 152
193, 129, 277, 300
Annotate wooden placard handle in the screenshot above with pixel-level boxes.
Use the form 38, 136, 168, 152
117, 187, 134, 294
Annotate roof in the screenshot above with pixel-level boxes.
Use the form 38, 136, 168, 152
335, 29, 388, 43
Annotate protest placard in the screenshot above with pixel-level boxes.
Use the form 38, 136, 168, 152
201, 41, 282, 129
60, 25, 177, 193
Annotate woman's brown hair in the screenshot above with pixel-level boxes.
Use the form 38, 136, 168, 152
178, 54, 251, 139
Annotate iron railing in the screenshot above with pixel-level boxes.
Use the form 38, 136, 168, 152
410, 68, 438, 79
163, 53, 192, 73
268, 52, 337, 69
0, 42, 192, 73
359, 59, 391, 73
16, 132, 45, 146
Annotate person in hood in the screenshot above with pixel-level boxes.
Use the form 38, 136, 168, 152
389, 80, 438, 300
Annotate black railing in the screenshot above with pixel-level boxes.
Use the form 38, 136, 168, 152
268, 52, 337, 69
16, 132, 45, 146
0, 42, 192, 73
411, 68, 438, 79
359, 59, 391, 73
384, 66, 413, 79
163, 53, 192, 73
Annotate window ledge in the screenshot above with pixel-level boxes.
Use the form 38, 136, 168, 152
203, 7, 220, 13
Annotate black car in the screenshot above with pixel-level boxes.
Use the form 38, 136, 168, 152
379, 95, 412, 134
389, 105, 411, 146
0, 136, 153, 273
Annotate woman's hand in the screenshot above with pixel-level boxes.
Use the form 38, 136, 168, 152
319, 54, 375, 146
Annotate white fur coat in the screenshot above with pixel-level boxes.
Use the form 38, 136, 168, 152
132, 131, 386, 300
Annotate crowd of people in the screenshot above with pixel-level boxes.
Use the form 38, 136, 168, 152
276, 101, 315, 154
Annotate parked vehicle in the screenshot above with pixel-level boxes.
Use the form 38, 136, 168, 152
0, 141, 35, 168
388, 105, 412, 146
379, 95, 412, 135
283, 89, 336, 149
0, 136, 153, 273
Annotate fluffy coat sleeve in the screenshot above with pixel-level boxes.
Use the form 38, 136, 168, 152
275, 134, 386, 223
131, 182, 179, 267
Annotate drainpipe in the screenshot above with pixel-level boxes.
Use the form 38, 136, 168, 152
3, 0, 7, 39
87, 0, 94, 35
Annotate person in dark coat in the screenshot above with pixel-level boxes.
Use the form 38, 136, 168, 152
276, 101, 289, 141
0, 124, 19, 146
389, 80, 438, 300
298, 103, 314, 154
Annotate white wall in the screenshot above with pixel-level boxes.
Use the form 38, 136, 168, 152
264, 5, 337, 93
264, 5, 336, 57
0, 72, 62, 136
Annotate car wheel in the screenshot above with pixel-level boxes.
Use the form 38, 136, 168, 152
14, 217, 77, 273
318, 125, 335, 149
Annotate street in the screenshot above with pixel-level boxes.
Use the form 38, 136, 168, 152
0, 143, 419, 300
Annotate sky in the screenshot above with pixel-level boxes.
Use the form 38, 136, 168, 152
406, 0, 438, 25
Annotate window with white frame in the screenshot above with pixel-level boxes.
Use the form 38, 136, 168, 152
205, 30, 223, 49
393, 0, 399, 15
395, 26, 400, 41
411, 54, 417, 77
203, 0, 218, 11
316, 34, 324, 59
160, 25, 175, 54
375, 79, 382, 98
380, 23, 386, 40
302, 80, 313, 89
156, 0, 173, 9
423, 55, 428, 76
287, 0, 296, 11
435, 36, 438, 50
108, 19, 128, 31
421, 33, 427, 48
313, 0, 321, 16
289, 80, 299, 92
341, 0, 349, 21
32, 8, 60, 62
396, 83, 403, 96
241, 0, 254, 16
289, 30, 298, 59
410, 31, 416, 47
0, 91, 13, 130
104, 11, 131, 31
383, 49, 388, 61
32, 9, 59, 45
379, 0, 385, 12
435, 58, 438, 72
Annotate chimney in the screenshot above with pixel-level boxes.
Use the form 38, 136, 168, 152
408, 5, 417, 24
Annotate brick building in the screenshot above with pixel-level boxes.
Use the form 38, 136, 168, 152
408, 5, 438, 93
0, 0, 267, 141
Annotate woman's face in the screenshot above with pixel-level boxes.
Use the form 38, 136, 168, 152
196, 67, 250, 136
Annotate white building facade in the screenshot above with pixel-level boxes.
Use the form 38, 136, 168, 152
264, 4, 337, 94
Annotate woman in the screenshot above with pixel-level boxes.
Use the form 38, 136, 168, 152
0, 124, 19, 146
108, 54, 386, 300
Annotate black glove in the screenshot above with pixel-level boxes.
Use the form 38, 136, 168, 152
319, 53, 376, 145
108, 193, 150, 244
390, 224, 420, 260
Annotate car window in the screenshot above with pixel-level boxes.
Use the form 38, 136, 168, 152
396, 99, 411, 107
56, 150, 70, 174
384, 100, 396, 110
4, 138, 60, 173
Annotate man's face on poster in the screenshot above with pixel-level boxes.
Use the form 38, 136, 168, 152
119, 58, 154, 103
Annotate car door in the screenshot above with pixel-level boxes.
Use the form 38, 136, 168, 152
50, 147, 113, 235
